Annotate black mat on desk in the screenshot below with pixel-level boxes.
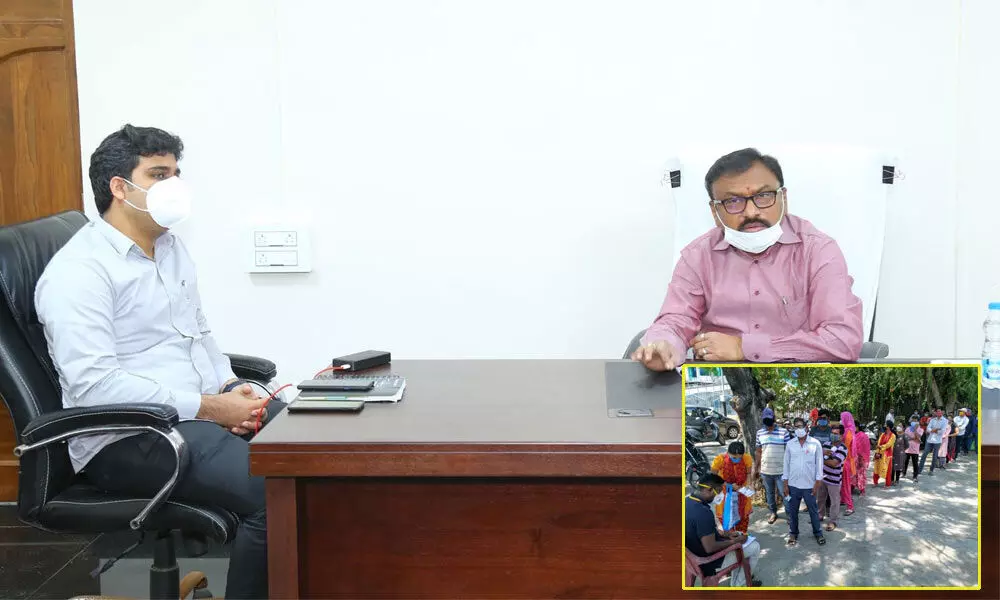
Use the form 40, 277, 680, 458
605, 361, 680, 418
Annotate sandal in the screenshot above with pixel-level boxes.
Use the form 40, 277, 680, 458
844, 509, 854, 516
767, 513, 777, 524
824, 523, 837, 531
816, 535, 827, 545
787, 535, 798, 546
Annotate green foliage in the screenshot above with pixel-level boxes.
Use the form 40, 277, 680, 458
745, 366, 978, 424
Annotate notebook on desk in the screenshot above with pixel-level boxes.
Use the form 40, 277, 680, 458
300, 374, 407, 403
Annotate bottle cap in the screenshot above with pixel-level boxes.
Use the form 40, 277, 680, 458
990, 302, 1000, 310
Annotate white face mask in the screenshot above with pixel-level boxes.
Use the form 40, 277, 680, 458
711, 492, 724, 506
123, 176, 192, 229
717, 190, 786, 254
795, 428, 807, 438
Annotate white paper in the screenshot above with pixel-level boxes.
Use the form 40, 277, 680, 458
738, 487, 755, 497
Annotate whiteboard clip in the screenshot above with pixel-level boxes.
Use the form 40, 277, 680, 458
882, 165, 903, 184
660, 170, 682, 188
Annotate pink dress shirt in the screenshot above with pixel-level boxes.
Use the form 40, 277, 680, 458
642, 214, 863, 364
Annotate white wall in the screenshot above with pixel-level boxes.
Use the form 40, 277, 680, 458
956, 0, 1000, 358
73, 0, 981, 385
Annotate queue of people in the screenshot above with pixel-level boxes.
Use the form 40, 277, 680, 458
686, 404, 979, 587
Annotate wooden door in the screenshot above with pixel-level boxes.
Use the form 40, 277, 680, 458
0, 0, 82, 501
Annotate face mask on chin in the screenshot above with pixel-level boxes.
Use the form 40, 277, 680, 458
122, 176, 192, 229
718, 190, 786, 254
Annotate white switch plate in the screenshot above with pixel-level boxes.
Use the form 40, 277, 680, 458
247, 226, 311, 273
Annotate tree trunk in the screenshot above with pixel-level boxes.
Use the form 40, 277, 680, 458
926, 369, 943, 409
723, 368, 775, 459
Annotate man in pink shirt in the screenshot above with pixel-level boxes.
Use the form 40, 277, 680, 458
632, 148, 863, 370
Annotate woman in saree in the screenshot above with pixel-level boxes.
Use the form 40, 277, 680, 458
840, 412, 858, 514
872, 421, 896, 487
853, 421, 871, 496
710, 441, 753, 534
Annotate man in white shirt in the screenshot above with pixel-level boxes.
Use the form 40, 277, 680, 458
954, 408, 970, 461
782, 417, 826, 546
918, 408, 948, 477
35, 125, 279, 600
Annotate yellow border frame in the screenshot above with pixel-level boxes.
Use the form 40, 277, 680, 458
680, 362, 983, 591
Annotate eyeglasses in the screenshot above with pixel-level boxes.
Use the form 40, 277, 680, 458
710, 189, 782, 215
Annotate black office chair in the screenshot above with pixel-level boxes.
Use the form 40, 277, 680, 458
622, 328, 890, 360
0, 211, 279, 599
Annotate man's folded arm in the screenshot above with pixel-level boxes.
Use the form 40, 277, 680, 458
640, 255, 706, 364
741, 239, 864, 363
35, 262, 202, 418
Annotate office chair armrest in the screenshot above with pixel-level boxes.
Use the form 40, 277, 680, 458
225, 353, 277, 383
860, 341, 890, 359
18, 403, 179, 445
14, 403, 189, 532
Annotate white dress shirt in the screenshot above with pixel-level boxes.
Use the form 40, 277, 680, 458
35, 217, 235, 472
926, 417, 949, 445
782, 435, 824, 489
954, 415, 969, 436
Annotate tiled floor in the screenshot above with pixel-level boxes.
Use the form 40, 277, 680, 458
0, 504, 230, 599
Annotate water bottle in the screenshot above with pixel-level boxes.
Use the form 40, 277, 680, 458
984, 302, 1000, 389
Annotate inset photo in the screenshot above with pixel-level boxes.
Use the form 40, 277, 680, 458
683, 364, 981, 590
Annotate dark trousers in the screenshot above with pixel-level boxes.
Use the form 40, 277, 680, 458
85, 403, 286, 600
958, 434, 968, 455
918, 442, 940, 474
787, 485, 823, 538
902, 453, 919, 478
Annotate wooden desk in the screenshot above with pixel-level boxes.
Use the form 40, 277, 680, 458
250, 359, 678, 598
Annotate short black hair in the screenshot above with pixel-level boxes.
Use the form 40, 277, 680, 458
831, 424, 844, 434
793, 416, 806, 427
89, 124, 184, 215
698, 473, 725, 488
727, 441, 745, 455
818, 409, 830, 418
704, 148, 784, 200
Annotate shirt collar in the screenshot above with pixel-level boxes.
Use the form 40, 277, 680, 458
91, 216, 176, 257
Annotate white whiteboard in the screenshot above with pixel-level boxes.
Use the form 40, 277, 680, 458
666, 144, 894, 342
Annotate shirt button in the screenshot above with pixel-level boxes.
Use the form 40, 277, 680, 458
754, 323, 760, 329
753, 259, 759, 264
753, 290, 760, 296
754, 353, 760, 359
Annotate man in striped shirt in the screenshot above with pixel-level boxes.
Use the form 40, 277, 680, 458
753, 407, 791, 524
816, 423, 848, 531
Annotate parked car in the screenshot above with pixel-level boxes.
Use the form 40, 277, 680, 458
685, 406, 741, 441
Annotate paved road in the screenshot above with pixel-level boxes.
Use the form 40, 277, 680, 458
694, 442, 980, 587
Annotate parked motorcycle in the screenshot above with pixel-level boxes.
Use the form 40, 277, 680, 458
685, 420, 725, 446
685, 431, 712, 488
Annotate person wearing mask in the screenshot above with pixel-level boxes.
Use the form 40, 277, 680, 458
811, 409, 833, 445
817, 424, 848, 532
919, 408, 948, 476
839, 412, 859, 515
872, 421, 896, 487
891, 424, 906, 484
685, 474, 762, 587
954, 408, 969, 460
631, 148, 863, 371
34, 125, 278, 600
753, 407, 791, 524
903, 414, 923, 482
966, 409, 978, 454
711, 441, 754, 534
919, 411, 931, 451
782, 417, 826, 546
853, 419, 871, 498
939, 417, 954, 469
885, 407, 896, 427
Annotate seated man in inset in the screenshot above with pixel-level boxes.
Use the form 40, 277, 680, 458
685, 473, 762, 587
35, 125, 280, 600
633, 148, 863, 370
